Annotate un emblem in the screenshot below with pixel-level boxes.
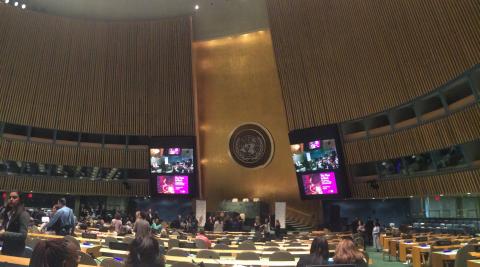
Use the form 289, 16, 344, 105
229, 123, 274, 168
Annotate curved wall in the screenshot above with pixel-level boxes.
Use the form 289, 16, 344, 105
266, 0, 480, 130
0, 5, 194, 136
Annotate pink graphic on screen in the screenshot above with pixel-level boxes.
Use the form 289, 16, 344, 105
308, 140, 321, 149
168, 148, 181, 155
157, 175, 189, 194
302, 172, 338, 195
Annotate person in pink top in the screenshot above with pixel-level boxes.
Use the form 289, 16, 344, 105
195, 230, 212, 248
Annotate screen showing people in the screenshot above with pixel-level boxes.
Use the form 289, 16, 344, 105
302, 172, 338, 195
291, 139, 339, 173
157, 175, 189, 194
150, 148, 194, 174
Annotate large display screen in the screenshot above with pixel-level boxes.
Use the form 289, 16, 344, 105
301, 172, 338, 195
156, 175, 189, 194
150, 148, 194, 174
291, 139, 339, 173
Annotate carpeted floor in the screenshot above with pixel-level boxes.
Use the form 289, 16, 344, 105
367, 246, 406, 267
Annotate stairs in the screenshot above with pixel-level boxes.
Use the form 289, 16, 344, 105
285, 216, 315, 232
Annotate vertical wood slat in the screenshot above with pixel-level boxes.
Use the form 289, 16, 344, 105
0, 5, 194, 137
351, 168, 480, 199
265, 0, 480, 130
344, 103, 480, 164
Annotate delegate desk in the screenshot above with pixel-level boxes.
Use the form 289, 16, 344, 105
431, 250, 457, 267
0, 255, 94, 267
412, 245, 464, 267
165, 255, 298, 266
399, 240, 418, 262
468, 260, 480, 267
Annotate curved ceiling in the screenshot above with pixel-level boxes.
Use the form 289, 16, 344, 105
18, 0, 270, 40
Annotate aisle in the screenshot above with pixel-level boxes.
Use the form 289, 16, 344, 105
366, 247, 406, 267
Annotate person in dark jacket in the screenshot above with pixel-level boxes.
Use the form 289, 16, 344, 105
0, 191, 31, 256
296, 237, 330, 267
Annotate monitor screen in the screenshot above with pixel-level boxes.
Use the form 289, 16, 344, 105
156, 175, 189, 194
301, 172, 338, 195
291, 139, 339, 173
150, 148, 194, 174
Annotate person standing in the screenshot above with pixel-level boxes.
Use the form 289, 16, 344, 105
44, 198, 75, 236
0, 191, 31, 256
373, 222, 381, 252
365, 217, 374, 246
133, 211, 151, 238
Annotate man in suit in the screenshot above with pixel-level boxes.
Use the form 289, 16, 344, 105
0, 191, 31, 256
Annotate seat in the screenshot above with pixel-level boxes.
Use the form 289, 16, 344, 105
79, 251, 98, 266
265, 241, 279, 247
454, 244, 477, 267
169, 239, 180, 248
236, 251, 260, 260
167, 248, 190, 257
197, 250, 220, 259
195, 238, 208, 249
25, 237, 41, 249
172, 263, 197, 267
21, 246, 33, 258
269, 251, 295, 261
213, 244, 230, 250
123, 236, 134, 244
264, 247, 280, 251
286, 242, 302, 247
100, 258, 125, 267
104, 236, 118, 247
238, 242, 256, 250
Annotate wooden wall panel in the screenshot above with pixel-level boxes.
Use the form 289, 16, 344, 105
344, 104, 480, 164
0, 5, 194, 136
266, 0, 480, 130
0, 175, 148, 197
0, 139, 147, 169
351, 168, 480, 198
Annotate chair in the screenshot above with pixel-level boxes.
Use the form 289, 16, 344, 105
238, 242, 256, 250
169, 239, 180, 248
104, 236, 118, 247
264, 247, 281, 251
195, 238, 208, 249
454, 244, 477, 267
25, 237, 41, 249
236, 251, 260, 260
269, 251, 295, 261
172, 263, 197, 267
167, 248, 190, 257
213, 243, 230, 250
286, 242, 302, 246
123, 236, 134, 244
100, 258, 125, 267
82, 232, 98, 239
265, 241, 279, 247
197, 250, 220, 259
21, 246, 33, 258
79, 251, 98, 266
64, 235, 80, 249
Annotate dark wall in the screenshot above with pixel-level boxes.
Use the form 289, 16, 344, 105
132, 198, 193, 222
323, 198, 411, 231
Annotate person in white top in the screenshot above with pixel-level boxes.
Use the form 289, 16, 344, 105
372, 222, 381, 252
213, 218, 223, 233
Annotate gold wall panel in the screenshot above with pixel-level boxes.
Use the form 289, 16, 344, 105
194, 32, 320, 213
0, 5, 194, 136
266, 0, 480, 130
351, 168, 480, 199
0, 175, 148, 197
0, 139, 147, 169
344, 104, 480, 164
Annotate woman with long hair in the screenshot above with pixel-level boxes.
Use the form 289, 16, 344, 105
0, 191, 31, 256
333, 239, 367, 267
296, 237, 330, 267
126, 235, 164, 267
29, 238, 79, 267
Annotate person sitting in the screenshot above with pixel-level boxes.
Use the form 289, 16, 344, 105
29, 238, 80, 267
296, 237, 330, 267
195, 230, 212, 248
126, 236, 164, 267
333, 239, 368, 267
151, 218, 162, 234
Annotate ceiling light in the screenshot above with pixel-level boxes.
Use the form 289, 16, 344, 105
21, 3, 25, 9
5, 0, 9, 3
14, 1, 18, 6
194, 4, 199, 10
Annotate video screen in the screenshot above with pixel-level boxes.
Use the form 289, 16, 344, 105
291, 139, 339, 173
150, 148, 194, 174
302, 172, 338, 195
157, 175, 189, 194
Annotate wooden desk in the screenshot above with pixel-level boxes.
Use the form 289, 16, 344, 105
412, 245, 431, 267
28, 233, 103, 244
165, 255, 298, 266
468, 259, 480, 267
81, 244, 102, 258
431, 251, 457, 267
0, 255, 94, 267
399, 241, 418, 262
